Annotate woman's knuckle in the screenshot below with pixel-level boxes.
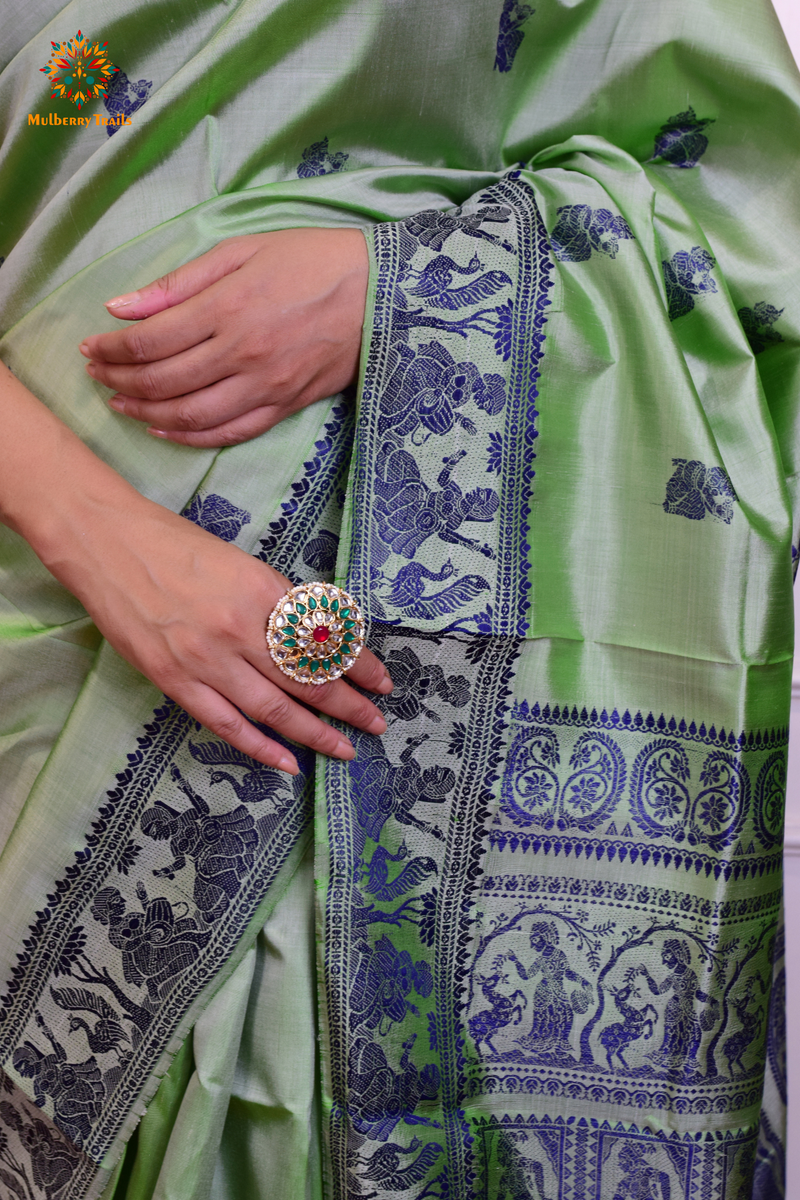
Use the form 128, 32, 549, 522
213, 713, 244, 742
136, 364, 163, 400
259, 694, 291, 727
122, 327, 150, 363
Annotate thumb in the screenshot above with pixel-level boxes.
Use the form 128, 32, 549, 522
103, 237, 261, 320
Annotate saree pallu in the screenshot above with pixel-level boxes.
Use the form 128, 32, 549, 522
1, 1, 799, 1197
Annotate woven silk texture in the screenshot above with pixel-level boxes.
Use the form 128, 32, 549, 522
0, 1, 799, 1198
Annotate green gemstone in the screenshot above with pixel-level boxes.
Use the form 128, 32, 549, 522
343, 620, 356, 630
295, 603, 307, 614
340, 608, 350, 618
322, 659, 331, 671
309, 660, 320, 672
330, 599, 339, 612
287, 613, 299, 624
332, 654, 342, 665
321, 595, 329, 609
309, 597, 317, 611
298, 657, 309, 668
283, 638, 296, 648
343, 632, 354, 643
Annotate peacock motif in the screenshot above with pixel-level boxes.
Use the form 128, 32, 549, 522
378, 560, 490, 621
49, 986, 131, 1063
401, 253, 511, 310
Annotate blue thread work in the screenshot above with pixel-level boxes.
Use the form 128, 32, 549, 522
550, 205, 634, 263
181, 492, 251, 542
494, 0, 535, 72
739, 302, 785, 355
651, 106, 715, 168
103, 69, 152, 137
663, 459, 737, 524
297, 136, 349, 178
662, 247, 717, 320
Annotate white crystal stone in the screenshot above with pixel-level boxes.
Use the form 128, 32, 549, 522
274, 615, 286, 628
343, 655, 355, 668
312, 585, 324, 597
283, 602, 294, 614
297, 591, 308, 603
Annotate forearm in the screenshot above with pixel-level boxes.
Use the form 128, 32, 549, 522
0, 359, 150, 594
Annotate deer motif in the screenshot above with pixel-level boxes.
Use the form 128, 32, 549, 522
468, 969, 527, 1056
598, 984, 658, 1071
723, 977, 765, 1077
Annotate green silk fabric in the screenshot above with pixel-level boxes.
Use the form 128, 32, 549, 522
1, 2, 800, 1198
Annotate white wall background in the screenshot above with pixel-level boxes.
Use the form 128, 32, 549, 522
771, 3, 800, 1190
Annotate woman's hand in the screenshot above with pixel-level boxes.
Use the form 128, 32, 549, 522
0, 362, 390, 776
51, 497, 391, 775
79, 228, 369, 448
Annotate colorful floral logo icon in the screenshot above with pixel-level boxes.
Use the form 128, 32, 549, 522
40, 32, 114, 109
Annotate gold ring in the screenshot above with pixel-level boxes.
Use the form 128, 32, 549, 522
266, 582, 365, 685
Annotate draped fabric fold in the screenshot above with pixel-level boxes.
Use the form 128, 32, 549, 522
0, 1, 799, 1197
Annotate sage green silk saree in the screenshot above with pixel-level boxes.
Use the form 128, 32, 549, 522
1, 1, 799, 1197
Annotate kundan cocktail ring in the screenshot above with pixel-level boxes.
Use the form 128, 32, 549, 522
266, 583, 365, 684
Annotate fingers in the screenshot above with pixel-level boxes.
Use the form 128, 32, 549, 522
179, 682, 301, 774
341, 646, 394, 696
100, 237, 263, 320
146, 406, 281, 447
106, 376, 262, 433
223, 660, 360, 759
244, 645, 390, 737
80, 294, 216, 366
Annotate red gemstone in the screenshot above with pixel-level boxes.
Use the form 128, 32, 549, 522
312, 625, 330, 643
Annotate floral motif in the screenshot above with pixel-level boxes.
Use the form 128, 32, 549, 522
651, 107, 715, 168
486, 431, 503, 474
296, 136, 348, 178
662, 247, 717, 320
663, 459, 737, 524
494, 0, 535, 73
738, 302, 784, 355
550, 205, 634, 263
181, 492, 251, 542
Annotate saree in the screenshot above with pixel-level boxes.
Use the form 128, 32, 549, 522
1, 0, 799, 1197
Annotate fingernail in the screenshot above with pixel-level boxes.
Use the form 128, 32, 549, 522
109, 397, 125, 413
105, 291, 141, 310
336, 737, 355, 759
278, 754, 299, 775
78, 342, 90, 357
85, 362, 96, 377
367, 714, 387, 735
377, 671, 394, 695
147, 427, 169, 438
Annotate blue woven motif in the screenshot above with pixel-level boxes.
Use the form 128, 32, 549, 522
663, 459, 737, 524
494, 0, 535, 73
348, 174, 553, 637
296, 136, 349, 178
662, 247, 717, 320
181, 491, 251, 541
739, 302, 785, 355
651, 106, 715, 168
550, 205, 634, 262
103, 69, 152, 137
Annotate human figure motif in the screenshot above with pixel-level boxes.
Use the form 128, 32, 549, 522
0, 1096, 82, 1199
506, 921, 593, 1062
495, 1133, 554, 1200
90, 881, 211, 1002
347, 1034, 441, 1143
11, 1014, 105, 1148
612, 1141, 672, 1200
636, 939, 719, 1075
140, 765, 259, 922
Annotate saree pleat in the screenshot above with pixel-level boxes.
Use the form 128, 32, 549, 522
1, 2, 799, 1198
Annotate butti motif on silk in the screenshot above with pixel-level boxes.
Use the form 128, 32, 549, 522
266, 582, 364, 683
